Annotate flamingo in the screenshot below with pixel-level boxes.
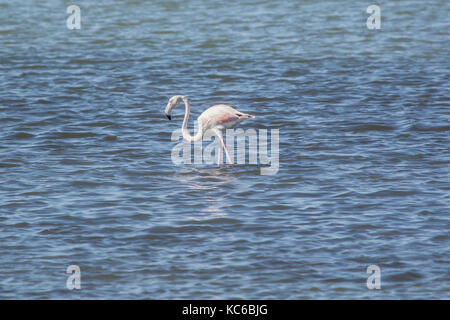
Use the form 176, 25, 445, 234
164, 95, 255, 167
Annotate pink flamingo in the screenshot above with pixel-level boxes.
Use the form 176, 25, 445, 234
164, 95, 255, 166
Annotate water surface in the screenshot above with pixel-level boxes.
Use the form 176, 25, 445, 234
0, 0, 449, 299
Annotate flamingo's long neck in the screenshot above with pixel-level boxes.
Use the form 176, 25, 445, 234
181, 97, 203, 142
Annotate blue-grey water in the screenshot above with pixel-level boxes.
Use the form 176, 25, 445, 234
0, 0, 449, 299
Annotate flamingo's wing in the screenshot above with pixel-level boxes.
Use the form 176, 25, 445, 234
216, 113, 240, 125
200, 105, 237, 128
201, 104, 253, 130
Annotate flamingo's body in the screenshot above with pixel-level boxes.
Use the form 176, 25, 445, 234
164, 95, 254, 166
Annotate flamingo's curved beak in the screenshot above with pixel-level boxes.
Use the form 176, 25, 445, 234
165, 113, 171, 120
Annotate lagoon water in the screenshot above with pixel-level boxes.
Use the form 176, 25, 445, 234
0, 0, 449, 298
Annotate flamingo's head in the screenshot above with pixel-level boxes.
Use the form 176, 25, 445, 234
164, 95, 185, 120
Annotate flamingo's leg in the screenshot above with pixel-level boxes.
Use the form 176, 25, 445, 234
216, 133, 233, 165
217, 144, 222, 167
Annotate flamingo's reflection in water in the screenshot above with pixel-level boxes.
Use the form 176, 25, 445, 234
174, 167, 238, 220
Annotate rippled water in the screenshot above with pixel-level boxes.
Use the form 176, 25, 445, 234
0, 0, 449, 299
